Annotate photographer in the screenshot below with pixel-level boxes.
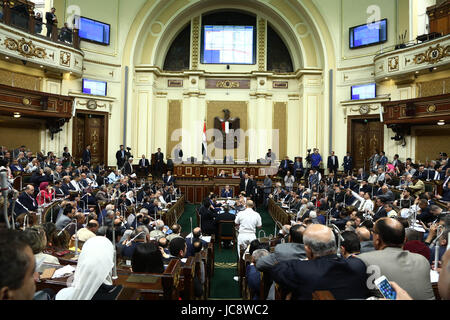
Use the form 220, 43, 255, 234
311, 148, 322, 171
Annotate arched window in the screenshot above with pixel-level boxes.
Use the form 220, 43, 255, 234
267, 24, 293, 73
163, 24, 191, 71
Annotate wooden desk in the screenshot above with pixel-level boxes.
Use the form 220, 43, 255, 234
161, 195, 185, 227
268, 198, 291, 226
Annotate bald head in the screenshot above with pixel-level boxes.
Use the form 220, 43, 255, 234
246, 200, 254, 208
356, 227, 371, 241
373, 217, 405, 249
303, 224, 336, 259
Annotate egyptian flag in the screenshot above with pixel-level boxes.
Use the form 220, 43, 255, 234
202, 120, 207, 156
222, 121, 230, 134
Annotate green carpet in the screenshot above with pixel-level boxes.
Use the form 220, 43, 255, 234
178, 204, 275, 299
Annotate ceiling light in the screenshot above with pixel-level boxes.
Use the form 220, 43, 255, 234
5, 56, 9, 60
433, 67, 437, 70
437, 120, 445, 126
13, 112, 21, 118
40, 65, 44, 68
415, 71, 419, 74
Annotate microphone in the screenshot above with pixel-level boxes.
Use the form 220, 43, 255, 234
1, 171, 11, 229
57, 219, 77, 236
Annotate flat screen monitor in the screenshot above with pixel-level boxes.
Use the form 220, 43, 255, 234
202, 25, 254, 64
351, 83, 376, 100
82, 79, 107, 96
349, 19, 387, 49
79, 16, 110, 45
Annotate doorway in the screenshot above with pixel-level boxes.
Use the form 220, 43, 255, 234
347, 115, 384, 171
72, 111, 108, 166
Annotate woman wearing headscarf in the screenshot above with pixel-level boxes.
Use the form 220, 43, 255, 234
36, 182, 55, 206
55, 236, 122, 300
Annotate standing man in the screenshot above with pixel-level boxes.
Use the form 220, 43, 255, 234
311, 148, 322, 171
379, 151, 388, 170
123, 158, 134, 176
369, 150, 380, 172
263, 175, 272, 208
81, 145, 91, 167
293, 157, 304, 181
45, 7, 57, 37
343, 152, 353, 176
139, 154, 150, 176
327, 151, 339, 174
235, 200, 262, 257
116, 145, 126, 169
265, 149, 276, 164
155, 148, 164, 178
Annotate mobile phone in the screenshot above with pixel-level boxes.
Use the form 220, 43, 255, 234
374, 276, 396, 300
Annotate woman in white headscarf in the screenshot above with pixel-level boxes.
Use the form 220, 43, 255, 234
55, 236, 121, 300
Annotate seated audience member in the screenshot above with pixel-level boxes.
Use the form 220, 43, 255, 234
256, 224, 307, 272
56, 237, 123, 300
340, 231, 361, 258
121, 226, 149, 258
21, 226, 59, 272
355, 226, 374, 253
357, 217, 435, 300
131, 241, 164, 274
0, 229, 37, 300
75, 220, 99, 242
166, 224, 182, 241
55, 204, 75, 229
270, 224, 369, 300
165, 237, 187, 265
149, 219, 165, 239
221, 185, 233, 198
48, 229, 70, 249
247, 249, 269, 300
186, 227, 207, 257
403, 228, 430, 261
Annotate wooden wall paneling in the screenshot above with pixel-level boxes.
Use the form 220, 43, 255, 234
187, 186, 195, 204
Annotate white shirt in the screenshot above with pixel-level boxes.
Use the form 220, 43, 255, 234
234, 208, 262, 234
351, 190, 374, 212
367, 175, 378, 184
70, 180, 81, 192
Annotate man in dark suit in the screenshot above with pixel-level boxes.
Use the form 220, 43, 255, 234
155, 148, 164, 178
343, 152, 353, 176
327, 151, 339, 174
81, 145, 91, 166
163, 171, 175, 186
256, 224, 307, 272
45, 7, 57, 37
239, 173, 254, 198
116, 145, 126, 169
221, 185, 233, 198
123, 158, 134, 176
139, 154, 150, 176
270, 224, 369, 300
14, 185, 38, 215
278, 156, 292, 178
293, 157, 304, 181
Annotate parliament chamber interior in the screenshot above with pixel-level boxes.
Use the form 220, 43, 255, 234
0, 0, 450, 305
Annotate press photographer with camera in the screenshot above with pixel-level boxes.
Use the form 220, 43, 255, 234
115, 145, 132, 170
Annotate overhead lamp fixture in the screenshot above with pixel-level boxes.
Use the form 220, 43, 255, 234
5, 56, 9, 60
40, 65, 44, 68
13, 112, 21, 118
437, 120, 445, 126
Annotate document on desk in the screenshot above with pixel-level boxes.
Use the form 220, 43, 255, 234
430, 270, 439, 283
52, 265, 75, 279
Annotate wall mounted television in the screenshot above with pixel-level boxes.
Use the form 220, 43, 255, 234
201, 25, 255, 64
351, 83, 376, 100
349, 19, 387, 49
82, 79, 107, 96
79, 16, 111, 45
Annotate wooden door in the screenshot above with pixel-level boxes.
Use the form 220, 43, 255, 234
349, 117, 384, 171
72, 111, 108, 166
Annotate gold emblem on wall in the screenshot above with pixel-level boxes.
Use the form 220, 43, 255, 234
216, 80, 240, 89
426, 104, 436, 113
4, 37, 47, 59
388, 56, 399, 72
414, 44, 450, 65
22, 97, 32, 106
60, 51, 71, 66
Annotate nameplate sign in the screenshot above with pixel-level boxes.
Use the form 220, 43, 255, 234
126, 274, 159, 284
206, 79, 250, 89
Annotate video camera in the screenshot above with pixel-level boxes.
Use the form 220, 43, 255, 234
306, 149, 312, 165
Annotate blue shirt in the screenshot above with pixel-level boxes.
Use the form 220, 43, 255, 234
311, 153, 322, 167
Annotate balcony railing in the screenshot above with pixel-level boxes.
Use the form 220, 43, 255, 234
0, 0, 80, 50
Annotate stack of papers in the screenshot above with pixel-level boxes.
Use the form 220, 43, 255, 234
52, 265, 75, 279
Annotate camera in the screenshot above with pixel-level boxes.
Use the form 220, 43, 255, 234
126, 147, 131, 151
307, 149, 311, 153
